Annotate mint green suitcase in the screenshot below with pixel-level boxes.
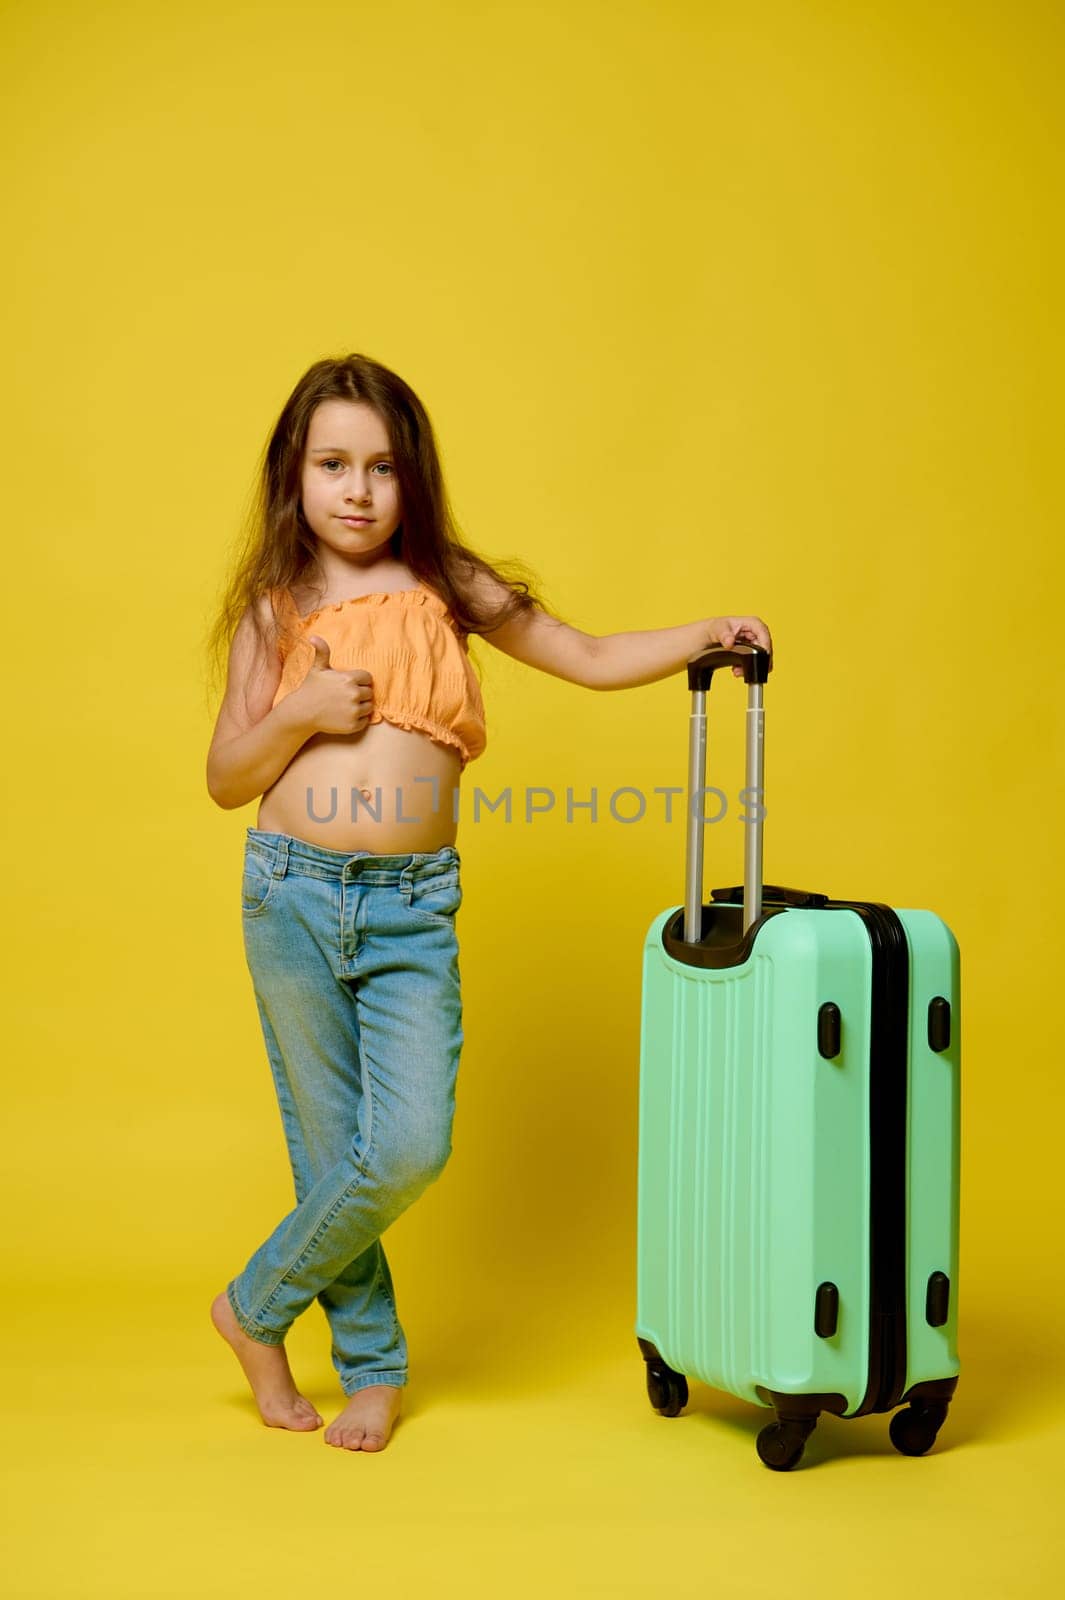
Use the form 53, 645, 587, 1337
635, 643, 961, 1470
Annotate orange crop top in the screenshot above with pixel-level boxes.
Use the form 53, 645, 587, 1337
269, 582, 487, 769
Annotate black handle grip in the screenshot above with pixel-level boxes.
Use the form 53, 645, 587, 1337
687, 642, 770, 692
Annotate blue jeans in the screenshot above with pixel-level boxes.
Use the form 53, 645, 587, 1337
226, 828, 464, 1397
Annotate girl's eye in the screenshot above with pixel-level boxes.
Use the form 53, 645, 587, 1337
321, 459, 393, 474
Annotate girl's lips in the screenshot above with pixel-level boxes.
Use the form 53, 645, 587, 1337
340, 516, 374, 524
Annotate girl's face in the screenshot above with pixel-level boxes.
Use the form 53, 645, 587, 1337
300, 399, 403, 561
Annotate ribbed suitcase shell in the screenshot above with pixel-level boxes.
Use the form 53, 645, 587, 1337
635, 900, 960, 1419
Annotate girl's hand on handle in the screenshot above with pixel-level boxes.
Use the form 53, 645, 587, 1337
293, 636, 375, 734
707, 616, 774, 678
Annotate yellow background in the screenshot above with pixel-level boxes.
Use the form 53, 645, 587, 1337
3, 0, 1062, 1593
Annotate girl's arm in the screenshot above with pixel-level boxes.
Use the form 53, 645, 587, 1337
474, 573, 772, 689
579, 614, 772, 688
206, 599, 317, 809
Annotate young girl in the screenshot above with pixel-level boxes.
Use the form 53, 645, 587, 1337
205, 352, 773, 1454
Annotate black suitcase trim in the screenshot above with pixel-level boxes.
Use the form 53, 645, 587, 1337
824, 897, 910, 1416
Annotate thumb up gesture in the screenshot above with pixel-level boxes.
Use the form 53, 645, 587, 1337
293, 635, 375, 735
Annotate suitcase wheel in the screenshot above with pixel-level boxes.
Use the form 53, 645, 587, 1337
637, 1339, 688, 1417
756, 1417, 816, 1471
645, 1364, 688, 1417
888, 1400, 950, 1457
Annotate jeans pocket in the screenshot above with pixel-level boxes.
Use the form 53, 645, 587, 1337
242, 843, 280, 917
406, 869, 462, 925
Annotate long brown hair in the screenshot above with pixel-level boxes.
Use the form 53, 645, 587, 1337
203, 352, 554, 709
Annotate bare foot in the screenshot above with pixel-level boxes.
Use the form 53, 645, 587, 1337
324, 1384, 403, 1451
211, 1290, 323, 1431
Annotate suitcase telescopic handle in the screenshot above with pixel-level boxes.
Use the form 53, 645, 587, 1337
687, 643, 771, 692
683, 643, 770, 943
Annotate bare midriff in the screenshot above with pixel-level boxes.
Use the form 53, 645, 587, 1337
256, 717, 463, 855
